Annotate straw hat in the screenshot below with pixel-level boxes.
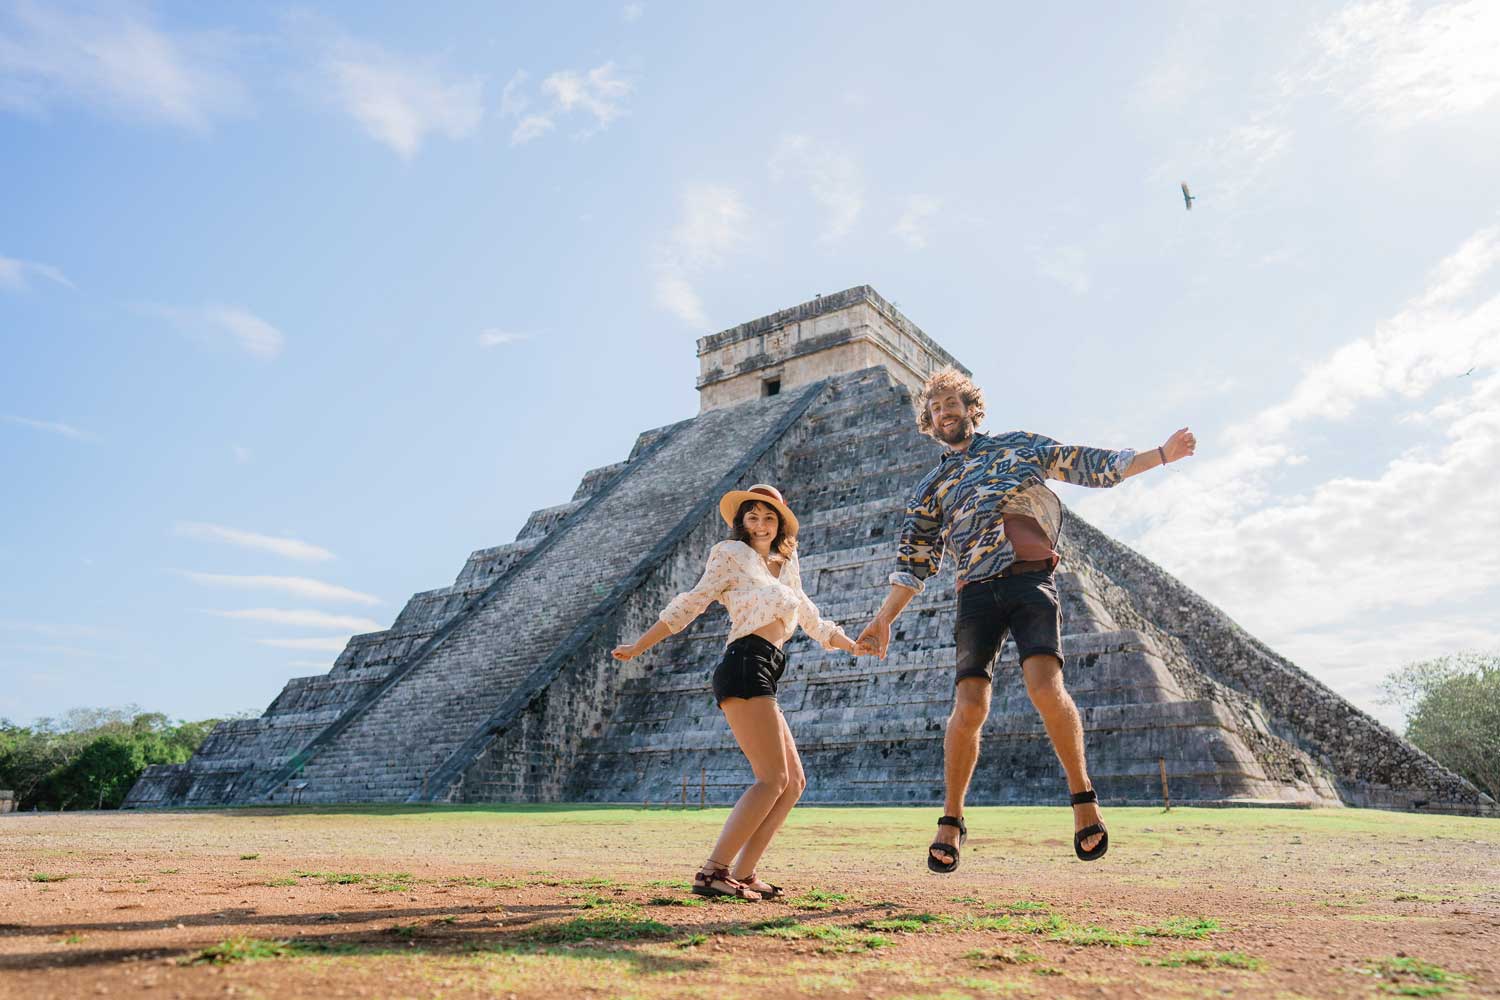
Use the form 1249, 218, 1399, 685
719, 483, 798, 536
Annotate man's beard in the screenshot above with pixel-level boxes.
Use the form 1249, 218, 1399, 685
937, 416, 973, 445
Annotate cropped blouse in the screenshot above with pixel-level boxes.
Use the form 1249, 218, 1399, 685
658, 540, 849, 650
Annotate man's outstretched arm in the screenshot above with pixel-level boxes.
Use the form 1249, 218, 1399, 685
1120, 426, 1197, 479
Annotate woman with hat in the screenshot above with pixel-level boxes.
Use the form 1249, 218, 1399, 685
612, 484, 860, 900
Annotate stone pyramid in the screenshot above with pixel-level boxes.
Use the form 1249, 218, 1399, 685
126, 287, 1493, 815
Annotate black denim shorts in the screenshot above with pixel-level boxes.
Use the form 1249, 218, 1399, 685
953, 570, 1063, 683
712, 634, 788, 705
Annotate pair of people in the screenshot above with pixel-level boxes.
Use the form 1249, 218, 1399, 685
612, 367, 1196, 899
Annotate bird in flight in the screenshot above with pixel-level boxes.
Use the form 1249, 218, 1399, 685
1459, 367, 1475, 377
1181, 181, 1196, 211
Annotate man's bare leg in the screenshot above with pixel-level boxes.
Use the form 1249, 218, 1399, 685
1022, 654, 1103, 852
931, 677, 991, 865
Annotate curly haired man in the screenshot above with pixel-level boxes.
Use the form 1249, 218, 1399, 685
855, 367, 1196, 871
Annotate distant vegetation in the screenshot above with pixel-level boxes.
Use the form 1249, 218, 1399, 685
0, 706, 231, 811
1382, 651, 1500, 801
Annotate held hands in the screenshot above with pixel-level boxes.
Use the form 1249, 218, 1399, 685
854, 618, 891, 659
1162, 427, 1197, 464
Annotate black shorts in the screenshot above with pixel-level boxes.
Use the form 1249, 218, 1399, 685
712, 634, 787, 705
953, 570, 1063, 683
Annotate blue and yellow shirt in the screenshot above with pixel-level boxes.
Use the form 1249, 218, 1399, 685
891, 431, 1135, 592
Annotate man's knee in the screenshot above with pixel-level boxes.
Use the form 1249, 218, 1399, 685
755, 768, 791, 796
950, 678, 991, 731
788, 767, 807, 799
1023, 654, 1070, 709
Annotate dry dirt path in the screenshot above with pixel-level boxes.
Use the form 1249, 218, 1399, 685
1, 805, 1496, 999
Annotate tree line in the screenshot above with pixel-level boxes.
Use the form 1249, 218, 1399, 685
0, 707, 231, 811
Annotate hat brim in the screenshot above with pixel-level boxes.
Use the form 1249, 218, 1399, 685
719, 490, 799, 536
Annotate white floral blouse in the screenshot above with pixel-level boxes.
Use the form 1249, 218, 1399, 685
659, 540, 849, 650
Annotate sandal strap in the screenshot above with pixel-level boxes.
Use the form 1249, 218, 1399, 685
1074, 822, 1106, 841
937, 814, 966, 833
1070, 789, 1098, 806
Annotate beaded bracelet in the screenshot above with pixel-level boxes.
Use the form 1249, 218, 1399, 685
1157, 446, 1168, 466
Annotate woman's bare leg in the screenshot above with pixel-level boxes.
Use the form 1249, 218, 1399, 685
703, 696, 791, 872
731, 707, 805, 882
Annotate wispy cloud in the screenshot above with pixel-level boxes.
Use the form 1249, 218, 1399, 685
175, 522, 335, 562
652, 184, 749, 327
769, 135, 862, 242
891, 195, 941, 250
1304, 0, 1500, 127
0, 254, 73, 291
317, 33, 483, 158
257, 637, 353, 652
176, 571, 380, 606
0, 1, 246, 128
1074, 228, 1500, 702
1032, 243, 1092, 296
147, 303, 286, 360
232, 445, 252, 465
477, 329, 529, 347
622, 3, 645, 21
2, 414, 99, 442
502, 62, 631, 145
203, 608, 383, 631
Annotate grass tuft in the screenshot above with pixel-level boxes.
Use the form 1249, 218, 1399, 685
291, 870, 414, 893
1140, 916, 1221, 940
1359, 956, 1468, 995
860, 912, 952, 933
965, 947, 1042, 968
646, 895, 703, 907
520, 915, 674, 944
239, 853, 260, 860
755, 921, 889, 953
787, 887, 850, 911
1144, 950, 1264, 970
30, 873, 68, 883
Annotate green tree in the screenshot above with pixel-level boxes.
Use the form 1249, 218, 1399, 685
1382, 652, 1500, 801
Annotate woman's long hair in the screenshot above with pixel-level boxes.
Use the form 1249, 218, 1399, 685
729, 499, 797, 563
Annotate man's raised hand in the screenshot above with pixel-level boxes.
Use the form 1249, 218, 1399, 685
1163, 426, 1197, 463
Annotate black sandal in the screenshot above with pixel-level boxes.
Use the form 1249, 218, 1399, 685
927, 815, 967, 873
738, 873, 784, 900
691, 867, 762, 900
1071, 789, 1109, 861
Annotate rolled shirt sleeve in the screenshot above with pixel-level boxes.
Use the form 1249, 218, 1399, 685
659, 542, 736, 633
891, 477, 944, 594
1035, 434, 1135, 488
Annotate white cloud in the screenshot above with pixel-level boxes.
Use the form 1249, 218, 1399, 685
503, 62, 630, 144
257, 637, 353, 652
2, 414, 98, 442
1307, 0, 1500, 127
622, 3, 645, 21
0, 621, 107, 639
203, 608, 383, 631
477, 329, 528, 347
769, 134, 862, 242
175, 522, 335, 562
176, 571, 380, 606
0, 254, 73, 291
319, 35, 483, 158
1074, 228, 1500, 710
652, 184, 749, 327
148, 303, 286, 360
892, 195, 941, 250
233, 445, 251, 464
0, 1, 245, 128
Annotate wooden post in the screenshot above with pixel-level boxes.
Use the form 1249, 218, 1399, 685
1159, 757, 1171, 812
700, 767, 706, 809
681, 773, 687, 809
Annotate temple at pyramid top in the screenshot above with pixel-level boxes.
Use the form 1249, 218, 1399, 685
696, 285, 969, 411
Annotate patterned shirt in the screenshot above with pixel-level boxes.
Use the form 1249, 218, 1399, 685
661, 540, 849, 649
891, 431, 1135, 593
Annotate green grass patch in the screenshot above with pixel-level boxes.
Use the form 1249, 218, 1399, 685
756, 921, 889, 953
445, 875, 522, 889
519, 915, 675, 944
993, 900, 1049, 912
646, 879, 692, 889
1143, 950, 1264, 970
1140, 916, 1221, 939
263, 877, 298, 887
966, 912, 1148, 947
646, 895, 703, 907
674, 933, 707, 948
61, 934, 85, 944
290, 870, 414, 893
950, 895, 984, 904
29, 873, 68, 883
239, 853, 260, 860
860, 912, 953, 933
158, 868, 180, 874
787, 887, 849, 910
180, 937, 340, 966
1360, 957, 1468, 996
385, 923, 419, 939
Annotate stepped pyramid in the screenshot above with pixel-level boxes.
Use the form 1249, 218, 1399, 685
127, 287, 1494, 815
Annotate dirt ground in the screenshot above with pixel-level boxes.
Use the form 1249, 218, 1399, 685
1, 804, 1496, 1000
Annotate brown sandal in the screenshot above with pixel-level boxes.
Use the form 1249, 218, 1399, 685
692, 867, 762, 900
737, 873, 784, 900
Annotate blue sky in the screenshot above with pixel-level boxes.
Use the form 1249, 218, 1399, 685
3, 1, 1498, 731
